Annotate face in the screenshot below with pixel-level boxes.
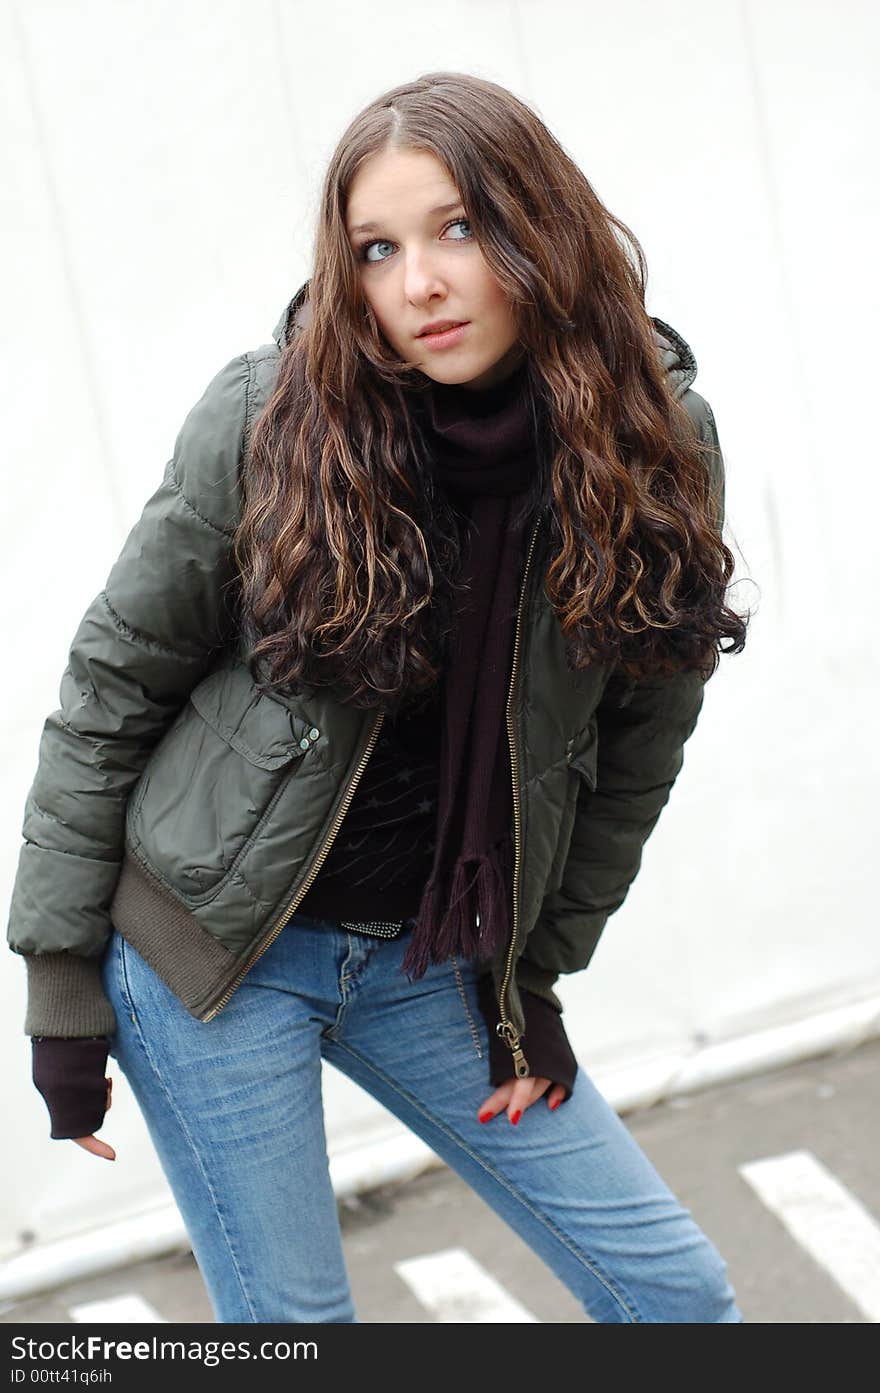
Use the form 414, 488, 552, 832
346, 147, 523, 391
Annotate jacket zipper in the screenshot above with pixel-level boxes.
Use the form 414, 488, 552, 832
200, 708, 385, 1021
496, 511, 543, 1078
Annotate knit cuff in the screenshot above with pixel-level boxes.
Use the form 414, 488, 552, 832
23, 953, 118, 1038
476, 975, 578, 1100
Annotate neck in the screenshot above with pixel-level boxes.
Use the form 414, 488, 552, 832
429, 356, 529, 418
455, 344, 527, 394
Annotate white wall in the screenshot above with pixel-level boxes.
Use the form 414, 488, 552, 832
2, 0, 878, 1259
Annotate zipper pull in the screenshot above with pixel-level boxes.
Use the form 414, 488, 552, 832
496, 1021, 530, 1078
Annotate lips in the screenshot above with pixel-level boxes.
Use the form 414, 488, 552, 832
417, 320, 467, 337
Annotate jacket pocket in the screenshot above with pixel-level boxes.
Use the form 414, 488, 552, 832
127, 660, 319, 905
545, 718, 598, 895
567, 716, 598, 791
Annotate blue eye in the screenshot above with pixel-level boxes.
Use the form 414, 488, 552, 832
446, 218, 472, 241
362, 239, 394, 265
358, 218, 473, 264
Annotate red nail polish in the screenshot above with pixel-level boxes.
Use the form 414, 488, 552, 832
479, 1111, 493, 1123
510, 1110, 521, 1125
549, 1098, 560, 1111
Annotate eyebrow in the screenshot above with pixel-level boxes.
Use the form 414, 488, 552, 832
347, 200, 465, 237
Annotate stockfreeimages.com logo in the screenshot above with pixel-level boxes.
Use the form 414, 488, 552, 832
10, 1335, 316, 1369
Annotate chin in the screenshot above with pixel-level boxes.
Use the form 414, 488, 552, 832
418, 365, 473, 386
426, 356, 490, 385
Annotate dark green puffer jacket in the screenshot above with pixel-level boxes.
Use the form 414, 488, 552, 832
7, 284, 725, 1082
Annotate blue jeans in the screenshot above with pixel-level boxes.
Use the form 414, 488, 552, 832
101, 916, 743, 1323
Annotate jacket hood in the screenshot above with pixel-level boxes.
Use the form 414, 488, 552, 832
271, 283, 697, 399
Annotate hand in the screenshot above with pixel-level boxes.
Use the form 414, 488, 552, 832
72, 1077, 116, 1161
477, 1075, 567, 1126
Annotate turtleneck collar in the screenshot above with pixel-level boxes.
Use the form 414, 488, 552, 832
410, 358, 536, 498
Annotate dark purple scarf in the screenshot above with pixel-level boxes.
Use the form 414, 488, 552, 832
399, 359, 539, 979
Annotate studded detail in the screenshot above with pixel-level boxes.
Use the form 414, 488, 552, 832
309, 728, 320, 740
339, 919, 408, 939
299, 737, 311, 751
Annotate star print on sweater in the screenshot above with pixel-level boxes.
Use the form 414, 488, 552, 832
297, 687, 442, 921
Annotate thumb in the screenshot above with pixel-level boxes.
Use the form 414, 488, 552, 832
73, 1135, 116, 1161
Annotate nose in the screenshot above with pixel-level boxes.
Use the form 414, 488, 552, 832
403, 246, 448, 307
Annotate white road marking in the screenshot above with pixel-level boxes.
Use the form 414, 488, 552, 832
739, 1149, 880, 1321
69, 1293, 167, 1323
394, 1247, 538, 1322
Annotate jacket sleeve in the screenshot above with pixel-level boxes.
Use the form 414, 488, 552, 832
7, 354, 251, 1037
518, 393, 725, 1004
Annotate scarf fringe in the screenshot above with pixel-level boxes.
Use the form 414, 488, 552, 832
400, 834, 514, 980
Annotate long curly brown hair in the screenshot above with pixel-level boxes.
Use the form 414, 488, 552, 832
233, 71, 749, 713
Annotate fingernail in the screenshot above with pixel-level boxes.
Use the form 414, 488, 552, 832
549, 1098, 560, 1111
510, 1110, 521, 1125
478, 1111, 493, 1123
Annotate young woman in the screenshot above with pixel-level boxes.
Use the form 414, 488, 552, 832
10, 71, 749, 1323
